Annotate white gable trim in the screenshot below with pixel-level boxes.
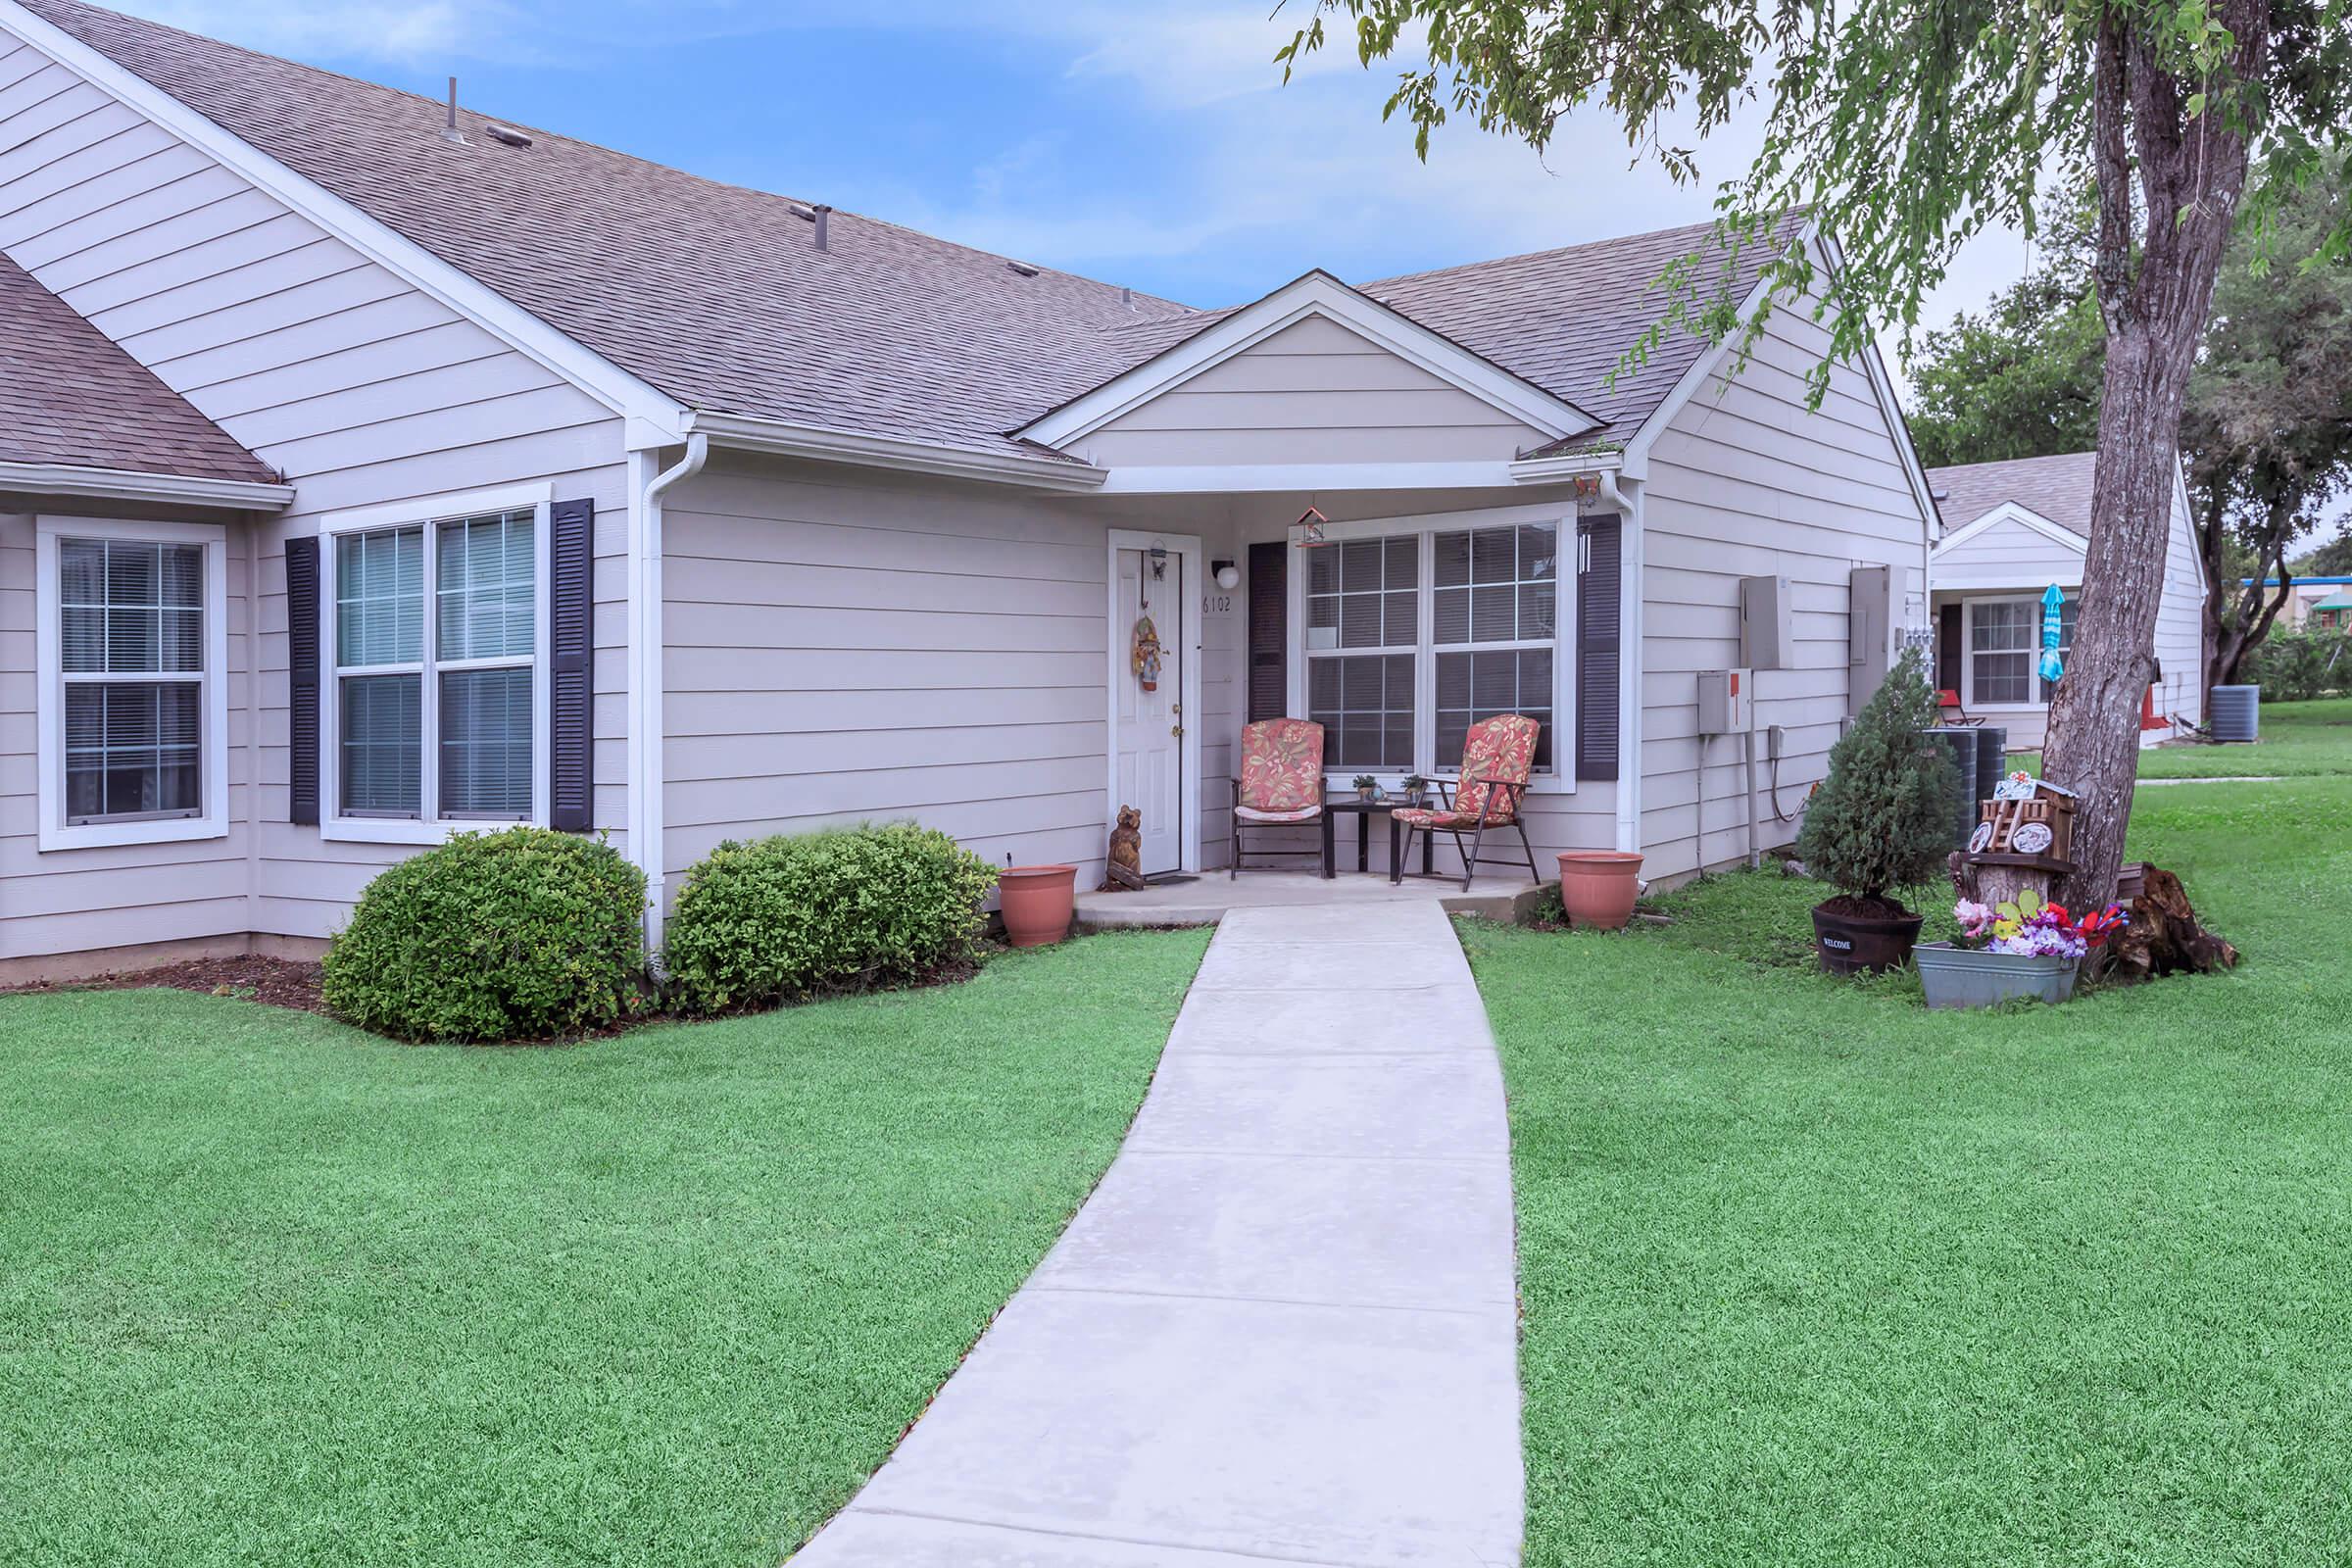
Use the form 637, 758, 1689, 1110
1934, 500, 2087, 558
0, 460, 292, 511
1019, 270, 1598, 451
1, 1, 688, 439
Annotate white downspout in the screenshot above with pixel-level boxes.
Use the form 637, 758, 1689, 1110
627, 432, 708, 956
1599, 471, 1643, 855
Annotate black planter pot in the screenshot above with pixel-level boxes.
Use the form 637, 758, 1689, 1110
1811, 904, 1925, 976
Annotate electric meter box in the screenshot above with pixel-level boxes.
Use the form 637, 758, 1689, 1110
1695, 668, 1752, 735
1739, 574, 1794, 670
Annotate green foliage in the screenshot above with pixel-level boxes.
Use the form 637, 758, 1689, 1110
2298, 530, 2352, 576
662, 822, 999, 1015
1791, 648, 1958, 907
1905, 193, 2106, 468
320, 827, 647, 1043
2246, 626, 2352, 701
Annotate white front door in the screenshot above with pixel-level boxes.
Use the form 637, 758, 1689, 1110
1113, 547, 1184, 876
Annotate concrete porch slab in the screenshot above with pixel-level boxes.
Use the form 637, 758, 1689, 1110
1075, 867, 1545, 929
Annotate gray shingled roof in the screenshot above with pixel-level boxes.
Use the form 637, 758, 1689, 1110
22, 0, 1795, 464
1928, 452, 2099, 537
0, 250, 274, 483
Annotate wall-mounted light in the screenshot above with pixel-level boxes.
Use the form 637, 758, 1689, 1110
1211, 559, 1240, 591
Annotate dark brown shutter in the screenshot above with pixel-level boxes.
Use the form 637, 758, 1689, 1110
548, 498, 594, 832
1575, 514, 1621, 781
286, 535, 319, 825
1247, 540, 1287, 722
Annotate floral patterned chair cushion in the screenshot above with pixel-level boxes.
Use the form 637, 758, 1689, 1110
1237, 717, 1325, 815
1392, 713, 1540, 829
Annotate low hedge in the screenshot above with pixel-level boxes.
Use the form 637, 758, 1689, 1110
2242, 627, 2350, 702
662, 823, 999, 1015
321, 827, 648, 1043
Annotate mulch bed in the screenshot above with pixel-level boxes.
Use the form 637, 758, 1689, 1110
3, 955, 326, 1014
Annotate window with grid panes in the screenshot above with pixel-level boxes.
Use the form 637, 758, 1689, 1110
57, 537, 205, 823
1304, 535, 1418, 769
333, 508, 535, 820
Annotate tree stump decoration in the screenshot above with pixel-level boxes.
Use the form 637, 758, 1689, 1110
2092, 864, 2239, 981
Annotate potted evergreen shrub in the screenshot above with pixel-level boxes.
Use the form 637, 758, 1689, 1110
1793, 648, 1960, 974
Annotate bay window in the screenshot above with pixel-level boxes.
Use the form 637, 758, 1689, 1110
1298, 516, 1571, 783
319, 484, 549, 840
36, 518, 229, 851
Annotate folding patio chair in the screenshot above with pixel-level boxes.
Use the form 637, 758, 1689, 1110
1390, 713, 1543, 892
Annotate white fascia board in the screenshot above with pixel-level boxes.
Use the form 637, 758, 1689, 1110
1020, 270, 1599, 450
2, 1, 688, 441
0, 461, 293, 511
1097, 460, 1524, 494
1510, 450, 1625, 484
685, 411, 1109, 492
1933, 500, 2087, 558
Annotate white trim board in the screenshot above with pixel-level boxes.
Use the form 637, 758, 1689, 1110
1023, 270, 1599, 451
0, 462, 293, 512
33, 514, 232, 852
1104, 528, 1204, 875
0, 2, 688, 439
1933, 500, 2088, 558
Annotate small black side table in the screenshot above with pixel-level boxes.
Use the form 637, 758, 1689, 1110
1323, 797, 1438, 876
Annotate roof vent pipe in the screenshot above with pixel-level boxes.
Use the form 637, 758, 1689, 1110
442, 76, 465, 143
1120, 285, 1133, 309
812, 204, 831, 252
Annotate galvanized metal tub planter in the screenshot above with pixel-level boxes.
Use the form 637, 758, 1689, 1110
1915, 942, 2080, 1009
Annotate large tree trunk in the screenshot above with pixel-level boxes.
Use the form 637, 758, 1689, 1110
2043, 2, 2269, 911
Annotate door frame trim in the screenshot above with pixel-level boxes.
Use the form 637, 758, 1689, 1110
1105, 528, 1204, 876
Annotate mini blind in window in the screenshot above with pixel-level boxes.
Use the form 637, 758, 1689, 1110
58, 537, 205, 824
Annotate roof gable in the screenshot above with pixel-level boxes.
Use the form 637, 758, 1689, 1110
1021, 270, 1594, 453
1928, 452, 2100, 536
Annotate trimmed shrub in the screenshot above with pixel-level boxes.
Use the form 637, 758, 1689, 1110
1794, 647, 1960, 914
321, 827, 648, 1043
662, 823, 999, 1015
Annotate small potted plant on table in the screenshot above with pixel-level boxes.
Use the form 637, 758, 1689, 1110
1400, 773, 1431, 808
1917, 892, 2129, 1008
1352, 774, 1381, 802
1794, 648, 1961, 975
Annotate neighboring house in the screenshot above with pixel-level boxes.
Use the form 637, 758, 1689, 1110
0, 0, 1937, 979
1927, 452, 2207, 750
2243, 576, 2352, 630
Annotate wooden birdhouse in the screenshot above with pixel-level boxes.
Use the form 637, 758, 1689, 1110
1969, 777, 2077, 866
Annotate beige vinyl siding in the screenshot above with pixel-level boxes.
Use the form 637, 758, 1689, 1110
0, 26, 629, 954
1932, 514, 2084, 591
0, 510, 253, 965
660, 455, 1127, 888
1639, 303, 1934, 881
1073, 318, 1544, 468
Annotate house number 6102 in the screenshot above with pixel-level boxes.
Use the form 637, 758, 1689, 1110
1202, 594, 1233, 614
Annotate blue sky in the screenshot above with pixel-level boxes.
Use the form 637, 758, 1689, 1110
122, 1, 2034, 372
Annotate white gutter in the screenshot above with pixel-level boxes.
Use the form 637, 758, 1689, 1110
627, 432, 708, 956
1599, 471, 1645, 855
1511, 450, 1625, 485
0, 462, 294, 512
685, 411, 1108, 493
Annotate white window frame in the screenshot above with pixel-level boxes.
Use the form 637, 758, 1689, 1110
34, 516, 231, 852
1286, 506, 1578, 794
316, 481, 552, 845
1960, 592, 2077, 712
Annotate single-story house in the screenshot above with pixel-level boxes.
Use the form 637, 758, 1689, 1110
2314, 591, 2352, 630
0, 0, 1939, 979
1927, 452, 2207, 750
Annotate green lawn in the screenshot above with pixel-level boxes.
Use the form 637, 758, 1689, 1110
1467, 760, 2352, 1562
0, 928, 1209, 1568
2013, 694, 2352, 779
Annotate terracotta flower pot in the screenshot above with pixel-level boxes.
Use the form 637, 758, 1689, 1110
999, 864, 1077, 948
1556, 851, 1644, 929
1810, 902, 1924, 976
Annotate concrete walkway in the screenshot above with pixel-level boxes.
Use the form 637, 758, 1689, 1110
792, 900, 1523, 1567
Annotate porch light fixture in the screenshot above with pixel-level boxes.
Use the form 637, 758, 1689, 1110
1212, 559, 1240, 590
